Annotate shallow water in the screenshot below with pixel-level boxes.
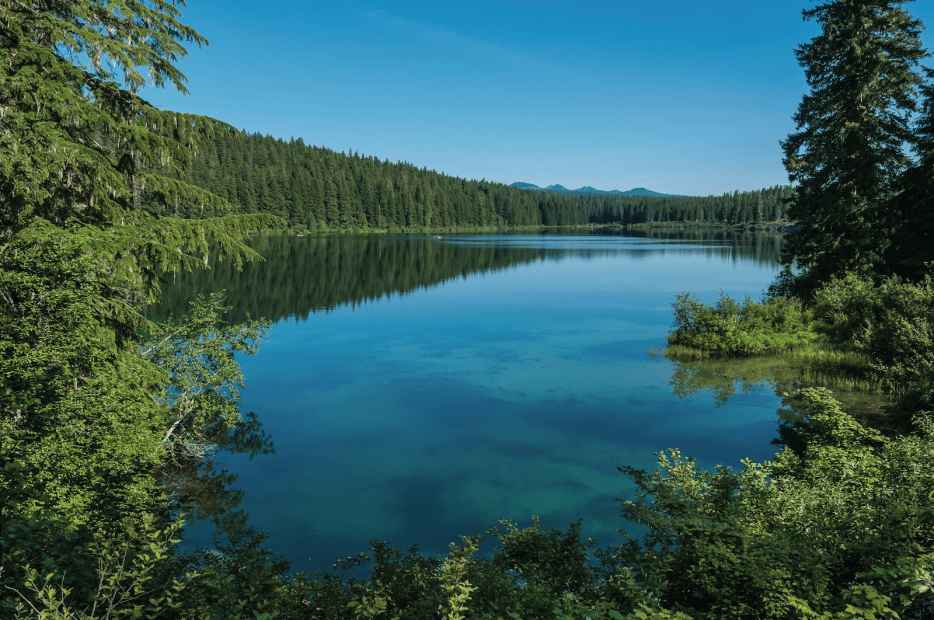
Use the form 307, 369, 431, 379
150, 230, 787, 572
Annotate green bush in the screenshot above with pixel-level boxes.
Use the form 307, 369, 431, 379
667, 291, 819, 356
614, 388, 934, 619
811, 273, 934, 392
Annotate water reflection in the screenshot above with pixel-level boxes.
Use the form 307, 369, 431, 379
664, 352, 895, 434
152, 229, 793, 572
147, 230, 782, 325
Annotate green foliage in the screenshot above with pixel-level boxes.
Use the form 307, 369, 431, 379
1, 0, 207, 233
486, 518, 596, 599
0, 239, 285, 619
616, 450, 801, 619
142, 293, 270, 460
884, 68, 934, 281
1, 443, 192, 619
0, 233, 166, 527
1, 0, 278, 312
0, 0, 286, 615
666, 291, 820, 355
158, 524, 320, 620
811, 272, 934, 392
611, 388, 934, 619
437, 537, 480, 620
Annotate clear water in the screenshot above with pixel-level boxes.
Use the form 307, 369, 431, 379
151, 230, 785, 573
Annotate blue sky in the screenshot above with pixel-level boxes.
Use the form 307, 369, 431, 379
143, 0, 934, 196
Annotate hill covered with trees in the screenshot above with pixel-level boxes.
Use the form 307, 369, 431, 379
159, 131, 792, 231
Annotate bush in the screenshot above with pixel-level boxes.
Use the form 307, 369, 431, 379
811, 273, 934, 391
615, 388, 934, 619
667, 291, 819, 356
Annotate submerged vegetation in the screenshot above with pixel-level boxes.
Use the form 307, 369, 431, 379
3, 0, 934, 618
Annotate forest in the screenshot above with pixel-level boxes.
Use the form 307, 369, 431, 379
156, 131, 793, 231
2, 0, 934, 618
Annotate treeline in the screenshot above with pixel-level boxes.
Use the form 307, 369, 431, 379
161, 131, 792, 230
589, 184, 793, 226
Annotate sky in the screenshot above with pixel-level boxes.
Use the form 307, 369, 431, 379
142, 0, 934, 197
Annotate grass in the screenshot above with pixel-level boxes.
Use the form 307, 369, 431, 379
660, 343, 715, 361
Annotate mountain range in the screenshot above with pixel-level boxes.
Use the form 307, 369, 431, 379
510, 182, 681, 197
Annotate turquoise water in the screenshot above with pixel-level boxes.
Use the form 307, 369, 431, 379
156, 231, 785, 572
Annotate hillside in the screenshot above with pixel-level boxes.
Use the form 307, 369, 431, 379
155, 131, 792, 231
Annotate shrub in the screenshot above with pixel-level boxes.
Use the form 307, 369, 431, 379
615, 388, 934, 619
811, 273, 934, 391
667, 292, 819, 356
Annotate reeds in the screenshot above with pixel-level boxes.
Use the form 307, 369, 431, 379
796, 367, 885, 393
658, 344, 714, 360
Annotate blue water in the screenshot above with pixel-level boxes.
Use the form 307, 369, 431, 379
176, 233, 784, 573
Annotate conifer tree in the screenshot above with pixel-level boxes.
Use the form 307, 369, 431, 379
0, 0, 276, 305
884, 67, 934, 278
780, 0, 927, 292
1, 2, 278, 613
325, 175, 340, 228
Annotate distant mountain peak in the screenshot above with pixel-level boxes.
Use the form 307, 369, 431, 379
510, 182, 681, 198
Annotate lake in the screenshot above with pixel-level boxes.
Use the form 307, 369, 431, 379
149, 229, 788, 573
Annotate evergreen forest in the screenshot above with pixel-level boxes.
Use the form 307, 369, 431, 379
4, 0, 934, 618
157, 132, 793, 231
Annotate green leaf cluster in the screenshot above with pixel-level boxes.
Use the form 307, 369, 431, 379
612, 387, 934, 618
0, 234, 279, 619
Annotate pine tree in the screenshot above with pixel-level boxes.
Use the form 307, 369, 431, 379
0, 0, 277, 305
325, 174, 340, 228
780, 0, 927, 292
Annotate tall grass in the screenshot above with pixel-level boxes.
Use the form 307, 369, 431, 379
659, 344, 714, 360
785, 342, 870, 368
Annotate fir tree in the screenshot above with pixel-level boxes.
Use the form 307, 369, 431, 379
884, 67, 934, 278
0, 0, 277, 305
780, 0, 927, 292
